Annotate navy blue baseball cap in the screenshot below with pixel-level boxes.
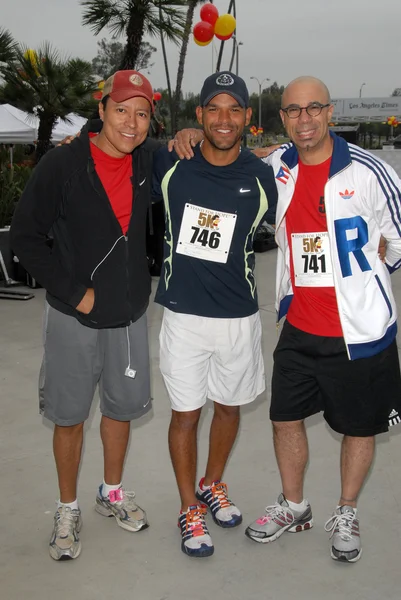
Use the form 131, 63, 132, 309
200, 71, 250, 108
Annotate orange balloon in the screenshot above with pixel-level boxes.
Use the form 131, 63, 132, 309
194, 36, 212, 46
214, 14, 236, 37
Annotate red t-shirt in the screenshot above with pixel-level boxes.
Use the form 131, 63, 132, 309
285, 157, 343, 337
89, 134, 133, 234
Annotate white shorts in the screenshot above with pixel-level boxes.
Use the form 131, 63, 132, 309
159, 308, 265, 412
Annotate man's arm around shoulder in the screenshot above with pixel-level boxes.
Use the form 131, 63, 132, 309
152, 145, 179, 203
255, 160, 278, 225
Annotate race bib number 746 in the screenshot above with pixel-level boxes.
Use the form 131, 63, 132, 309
176, 203, 237, 263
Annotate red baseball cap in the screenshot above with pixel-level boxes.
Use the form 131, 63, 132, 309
101, 70, 154, 112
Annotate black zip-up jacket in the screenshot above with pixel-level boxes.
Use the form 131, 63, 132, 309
11, 126, 159, 328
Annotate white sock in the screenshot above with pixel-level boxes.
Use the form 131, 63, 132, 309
287, 499, 308, 513
57, 499, 79, 511
101, 481, 122, 498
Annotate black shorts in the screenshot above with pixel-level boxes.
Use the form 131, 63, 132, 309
270, 320, 401, 436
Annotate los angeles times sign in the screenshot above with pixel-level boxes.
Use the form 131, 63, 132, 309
332, 98, 401, 122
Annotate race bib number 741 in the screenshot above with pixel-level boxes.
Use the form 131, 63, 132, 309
292, 231, 334, 287
176, 203, 237, 263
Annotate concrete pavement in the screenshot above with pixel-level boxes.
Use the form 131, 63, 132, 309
1, 249, 401, 600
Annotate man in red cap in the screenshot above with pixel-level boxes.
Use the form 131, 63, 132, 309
11, 69, 202, 561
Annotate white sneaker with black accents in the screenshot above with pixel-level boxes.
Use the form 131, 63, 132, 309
324, 505, 361, 563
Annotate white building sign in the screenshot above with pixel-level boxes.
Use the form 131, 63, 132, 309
331, 98, 401, 122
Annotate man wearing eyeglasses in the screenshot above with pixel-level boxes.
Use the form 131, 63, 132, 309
245, 76, 401, 563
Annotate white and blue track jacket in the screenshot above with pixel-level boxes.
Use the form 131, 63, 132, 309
263, 132, 401, 359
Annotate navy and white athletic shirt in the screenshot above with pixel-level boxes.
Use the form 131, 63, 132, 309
153, 144, 277, 318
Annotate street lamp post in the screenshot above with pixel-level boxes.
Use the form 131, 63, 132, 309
359, 82, 366, 98
250, 76, 270, 130
229, 36, 244, 76
235, 40, 243, 76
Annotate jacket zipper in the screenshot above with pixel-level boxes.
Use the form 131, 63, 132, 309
125, 234, 131, 323
323, 165, 352, 357
125, 159, 146, 323
87, 154, 140, 324
87, 160, 125, 237
276, 160, 296, 326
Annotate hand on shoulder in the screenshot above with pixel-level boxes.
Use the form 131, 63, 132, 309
167, 129, 204, 160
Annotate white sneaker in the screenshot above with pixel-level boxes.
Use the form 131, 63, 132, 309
325, 506, 361, 562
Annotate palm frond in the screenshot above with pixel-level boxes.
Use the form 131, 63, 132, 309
0, 27, 18, 64
0, 42, 97, 118
80, 0, 128, 37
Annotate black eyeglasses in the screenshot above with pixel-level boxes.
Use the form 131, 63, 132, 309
281, 102, 331, 119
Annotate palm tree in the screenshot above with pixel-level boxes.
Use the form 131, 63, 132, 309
159, 0, 175, 134
171, 0, 207, 134
80, 0, 187, 70
0, 28, 17, 63
0, 44, 97, 162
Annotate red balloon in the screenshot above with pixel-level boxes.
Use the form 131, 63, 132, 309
193, 21, 214, 44
215, 32, 233, 41
200, 3, 219, 26
153, 91, 162, 101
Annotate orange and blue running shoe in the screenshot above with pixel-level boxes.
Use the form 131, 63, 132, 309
178, 504, 214, 558
196, 478, 242, 528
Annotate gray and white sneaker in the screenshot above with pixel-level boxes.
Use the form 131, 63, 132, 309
49, 506, 82, 561
245, 493, 313, 543
324, 505, 361, 563
95, 485, 149, 532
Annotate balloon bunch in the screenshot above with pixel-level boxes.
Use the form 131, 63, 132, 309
193, 3, 236, 47
387, 116, 399, 128
92, 79, 104, 100
250, 125, 263, 136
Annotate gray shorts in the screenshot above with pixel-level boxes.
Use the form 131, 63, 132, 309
39, 303, 152, 426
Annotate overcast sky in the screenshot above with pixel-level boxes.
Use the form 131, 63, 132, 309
3, 0, 401, 99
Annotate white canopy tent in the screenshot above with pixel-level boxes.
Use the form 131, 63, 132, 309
0, 104, 36, 144
0, 103, 87, 144
51, 113, 88, 142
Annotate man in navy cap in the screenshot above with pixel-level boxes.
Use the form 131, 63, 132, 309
153, 72, 277, 558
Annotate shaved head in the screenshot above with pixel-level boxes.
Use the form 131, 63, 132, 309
280, 76, 334, 164
282, 76, 330, 108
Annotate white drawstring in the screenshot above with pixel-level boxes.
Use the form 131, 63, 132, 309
90, 236, 125, 281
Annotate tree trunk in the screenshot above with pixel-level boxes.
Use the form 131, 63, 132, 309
120, 11, 145, 70
159, 1, 174, 136
172, 1, 197, 135
36, 113, 57, 163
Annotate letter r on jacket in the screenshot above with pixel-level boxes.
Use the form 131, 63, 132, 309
334, 216, 371, 277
